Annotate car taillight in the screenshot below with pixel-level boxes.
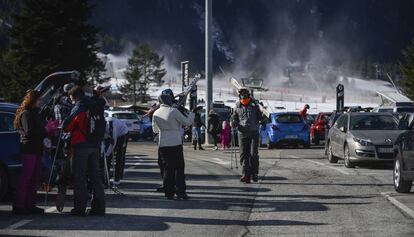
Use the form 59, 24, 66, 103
272, 125, 280, 131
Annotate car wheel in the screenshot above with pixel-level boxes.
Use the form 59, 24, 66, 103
344, 144, 355, 168
327, 142, 338, 163
0, 166, 8, 201
394, 159, 412, 193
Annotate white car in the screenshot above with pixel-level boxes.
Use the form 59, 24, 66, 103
104, 110, 141, 140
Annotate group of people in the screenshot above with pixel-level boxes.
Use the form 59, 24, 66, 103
12, 83, 129, 216
11, 81, 264, 214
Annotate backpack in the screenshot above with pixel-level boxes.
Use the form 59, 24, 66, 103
85, 97, 106, 144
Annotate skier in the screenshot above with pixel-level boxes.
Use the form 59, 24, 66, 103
232, 88, 262, 183
152, 92, 194, 200
63, 86, 106, 216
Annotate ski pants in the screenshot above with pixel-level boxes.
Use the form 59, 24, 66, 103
73, 147, 105, 213
238, 131, 259, 176
106, 135, 128, 182
14, 154, 42, 209
158, 145, 186, 197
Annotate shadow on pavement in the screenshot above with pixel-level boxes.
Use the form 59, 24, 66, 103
19, 213, 326, 231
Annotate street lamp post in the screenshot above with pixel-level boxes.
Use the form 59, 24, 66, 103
205, 0, 213, 144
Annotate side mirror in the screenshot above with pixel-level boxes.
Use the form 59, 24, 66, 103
340, 126, 347, 133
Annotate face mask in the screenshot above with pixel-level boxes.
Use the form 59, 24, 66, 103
240, 97, 251, 106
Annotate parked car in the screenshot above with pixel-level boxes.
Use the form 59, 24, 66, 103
139, 115, 153, 139
393, 117, 414, 193
310, 112, 332, 145
0, 103, 21, 200
265, 112, 310, 149
105, 111, 141, 140
326, 112, 404, 168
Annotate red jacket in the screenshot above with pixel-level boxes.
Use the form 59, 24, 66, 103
64, 111, 88, 146
299, 108, 308, 118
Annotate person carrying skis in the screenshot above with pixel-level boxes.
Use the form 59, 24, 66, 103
231, 88, 262, 183
152, 92, 194, 200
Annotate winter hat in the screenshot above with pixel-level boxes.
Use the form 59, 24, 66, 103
158, 94, 173, 106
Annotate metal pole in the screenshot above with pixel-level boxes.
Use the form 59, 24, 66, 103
205, 0, 213, 144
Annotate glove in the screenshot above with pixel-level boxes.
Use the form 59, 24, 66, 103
177, 106, 189, 117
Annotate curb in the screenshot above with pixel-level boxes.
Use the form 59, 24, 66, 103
381, 192, 414, 219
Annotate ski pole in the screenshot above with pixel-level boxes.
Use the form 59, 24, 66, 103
44, 129, 63, 206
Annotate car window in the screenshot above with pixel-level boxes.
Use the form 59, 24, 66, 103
378, 108, 393, 113
397, 107, 414, 113
335, 115, 346, 128
276, 114, 302, 123
350, 115, 399, 130
0, 112, 16, 132
113, 113, 138, 120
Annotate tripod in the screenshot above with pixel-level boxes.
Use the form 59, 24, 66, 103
230, 129, 239, 169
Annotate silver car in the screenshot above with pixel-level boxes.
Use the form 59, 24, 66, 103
326, 112, 405, 168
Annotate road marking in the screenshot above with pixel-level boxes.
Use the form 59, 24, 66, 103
305, 159, 350, 175
212, 158, 230, 165
381, 192, 414, 219
5, 219, 32, 230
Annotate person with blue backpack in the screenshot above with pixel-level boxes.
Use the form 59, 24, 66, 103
62, 86, 106, 216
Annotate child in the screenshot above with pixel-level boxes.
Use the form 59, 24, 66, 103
221, 121, 231, 150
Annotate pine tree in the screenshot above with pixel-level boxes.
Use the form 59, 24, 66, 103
121, 44, 166, 104
401, 39, 414, 100
0, 0, 103, 101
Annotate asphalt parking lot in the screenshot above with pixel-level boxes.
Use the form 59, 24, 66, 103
0, 142, 413, 237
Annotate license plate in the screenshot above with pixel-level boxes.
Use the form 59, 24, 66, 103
378, 147, 393, 153
286, 135, 298, 139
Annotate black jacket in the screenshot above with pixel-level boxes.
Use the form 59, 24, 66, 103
208, 114, 221, 134
18, 108, 47, 155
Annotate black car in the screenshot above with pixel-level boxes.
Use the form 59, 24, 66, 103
393, 125, 414, 193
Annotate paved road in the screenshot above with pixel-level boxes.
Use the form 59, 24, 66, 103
1, 142, 413, 237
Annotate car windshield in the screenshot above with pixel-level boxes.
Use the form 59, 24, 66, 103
350, 115, 399, 130
113, 113, 138, 120
276, 114, 302, 124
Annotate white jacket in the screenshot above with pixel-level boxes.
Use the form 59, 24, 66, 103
152, 104, 194, 147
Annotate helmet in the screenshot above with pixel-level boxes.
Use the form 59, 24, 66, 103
305, 104, 310, 109
238, 87, 250, 95
161, 88, 174, 97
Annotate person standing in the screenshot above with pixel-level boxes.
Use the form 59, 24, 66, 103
54, 83, 74, 125
207, 110, 221, 150
63, 86, 105, 216
152, 93, 194, 200
221, 121, 231, 150
104, 117, 129, 185
192, 106, 204, 150
299, 104, 310, 120
232, 88, 262, 183
13, 90, 47, 215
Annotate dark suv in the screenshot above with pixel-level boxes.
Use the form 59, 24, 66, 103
393, 125, 414, 193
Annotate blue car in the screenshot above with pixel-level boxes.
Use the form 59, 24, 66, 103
265, 112, 310, 149
0, 103, 21, 200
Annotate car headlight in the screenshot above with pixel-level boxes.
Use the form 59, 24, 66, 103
353, 137, 373, 146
